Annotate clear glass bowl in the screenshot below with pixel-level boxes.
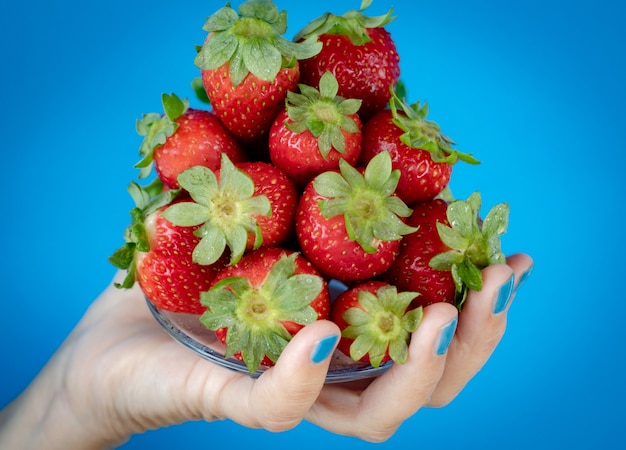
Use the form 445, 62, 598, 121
146, 298, 392, 383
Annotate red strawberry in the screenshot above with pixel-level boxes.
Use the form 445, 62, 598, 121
199, 247, 331, 372
269, 71, 363, 187
294, 1, 400, 122
161, 153, 297, 266
296, 151, 416, 283
359, 90, 479, 206
331, 280, 423, 368
383, 192, 509, 309
109, 181, 227, 314
234, 160, 299, 248
134, 93, 246, 188
194, 0, 322, 142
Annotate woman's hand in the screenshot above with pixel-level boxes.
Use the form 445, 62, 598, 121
0, 253, 533, 448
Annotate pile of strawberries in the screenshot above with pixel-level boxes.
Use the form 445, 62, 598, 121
110, 0, 510, 373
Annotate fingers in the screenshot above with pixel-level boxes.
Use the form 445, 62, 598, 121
427, 253, 534, 406
307, 302, 459, 442
210, 319, 340, 432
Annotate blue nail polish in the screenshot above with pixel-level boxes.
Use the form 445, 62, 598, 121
436, 318, 457, 355
493, 274, 515, 314
514, 265, 533, 294
311, 335, 339, 363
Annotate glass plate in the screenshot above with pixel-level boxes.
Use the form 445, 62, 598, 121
146, 296, 392, 384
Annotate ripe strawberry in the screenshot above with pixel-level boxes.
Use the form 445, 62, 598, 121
200, 247, 331, 372
383, 192, 509, 309
161, 153, 297, 266
234, 160, 299, 248
269, 71, 363, 187
296, 151, 416, 283
294, 0, 400, 122
331, 280, 423, 368
109, 181, 227, 314
134, 93, 246, 188
359, 90, 479, 206
194, 0, 322, 142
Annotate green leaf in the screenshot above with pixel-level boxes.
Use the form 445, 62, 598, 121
363, 151, 392, 189
242, 37, 282, 82
436, 221, 470, 251
161, 93, 187, 121
223, 225, 249, 265
193, 225, 227, 266
457, 259, 483, 292
430, 250, 465, 270
162, 202, 211, 227
191, 77, 211, 105
401, 307, 424, 333
319, 70, 339, 98
195, 30, 239, 71
177, 166, 219, 206
313, 171, 351, 198
446, 201, 475, 238
203, 5, 239, 31
482, 202, 510, 239
387, 338, 409, 365
108, 243, 135, 270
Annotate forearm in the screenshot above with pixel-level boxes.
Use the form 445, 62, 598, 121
0, 349, 128, 450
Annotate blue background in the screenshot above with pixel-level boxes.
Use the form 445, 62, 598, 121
2, 0, 624, 448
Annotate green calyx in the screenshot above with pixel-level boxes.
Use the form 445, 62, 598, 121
286, 71, 362, 159
161, 154, 271, 266
134, 93, 189, 179
389, 88, 480, 165
199, 253, 323, 372
294, 0, 395, 46
195, 0, 322, 86
429, 192, 510, 304
313, 151, 417, 253
342, 285, 423, 367
109, 179, 181, 289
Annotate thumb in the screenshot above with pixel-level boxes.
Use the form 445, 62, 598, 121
247, 320, 341, 432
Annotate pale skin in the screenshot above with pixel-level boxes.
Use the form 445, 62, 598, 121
0, 253, 533, 449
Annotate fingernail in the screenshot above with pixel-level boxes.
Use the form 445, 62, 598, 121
310, 335, 339, 364
435, 318, 457, 356
514, 265, 533, 294
493, 273, 515, 314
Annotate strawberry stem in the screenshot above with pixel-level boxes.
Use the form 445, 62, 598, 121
200, 253, 323, 372
342, 285, 422, 367
294, 0, 395, 46
161, 154, 271, 266
134, 93, 189, 179
109, 179, 180, 289
195, 0, 322, 86
388, 87, 480, 165
429, 192, 510, 306
286, 71, 362, 159
314, 151, 417, 253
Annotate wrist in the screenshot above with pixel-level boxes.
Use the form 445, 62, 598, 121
0, 348, 129, 449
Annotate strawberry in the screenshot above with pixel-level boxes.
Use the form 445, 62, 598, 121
109, 181, 227, 314
331, 280, 423, 368
199, 247, 331, 372
296, 151, 417, 283
134, 93, 246, 188
359, 89, 479, 206
194, 0, 322, 143
268, 71, 363, 187
160, 153, 297, 266
233, 160, 299, 249
294, 0, 400, 122
383, 192, 509, 309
